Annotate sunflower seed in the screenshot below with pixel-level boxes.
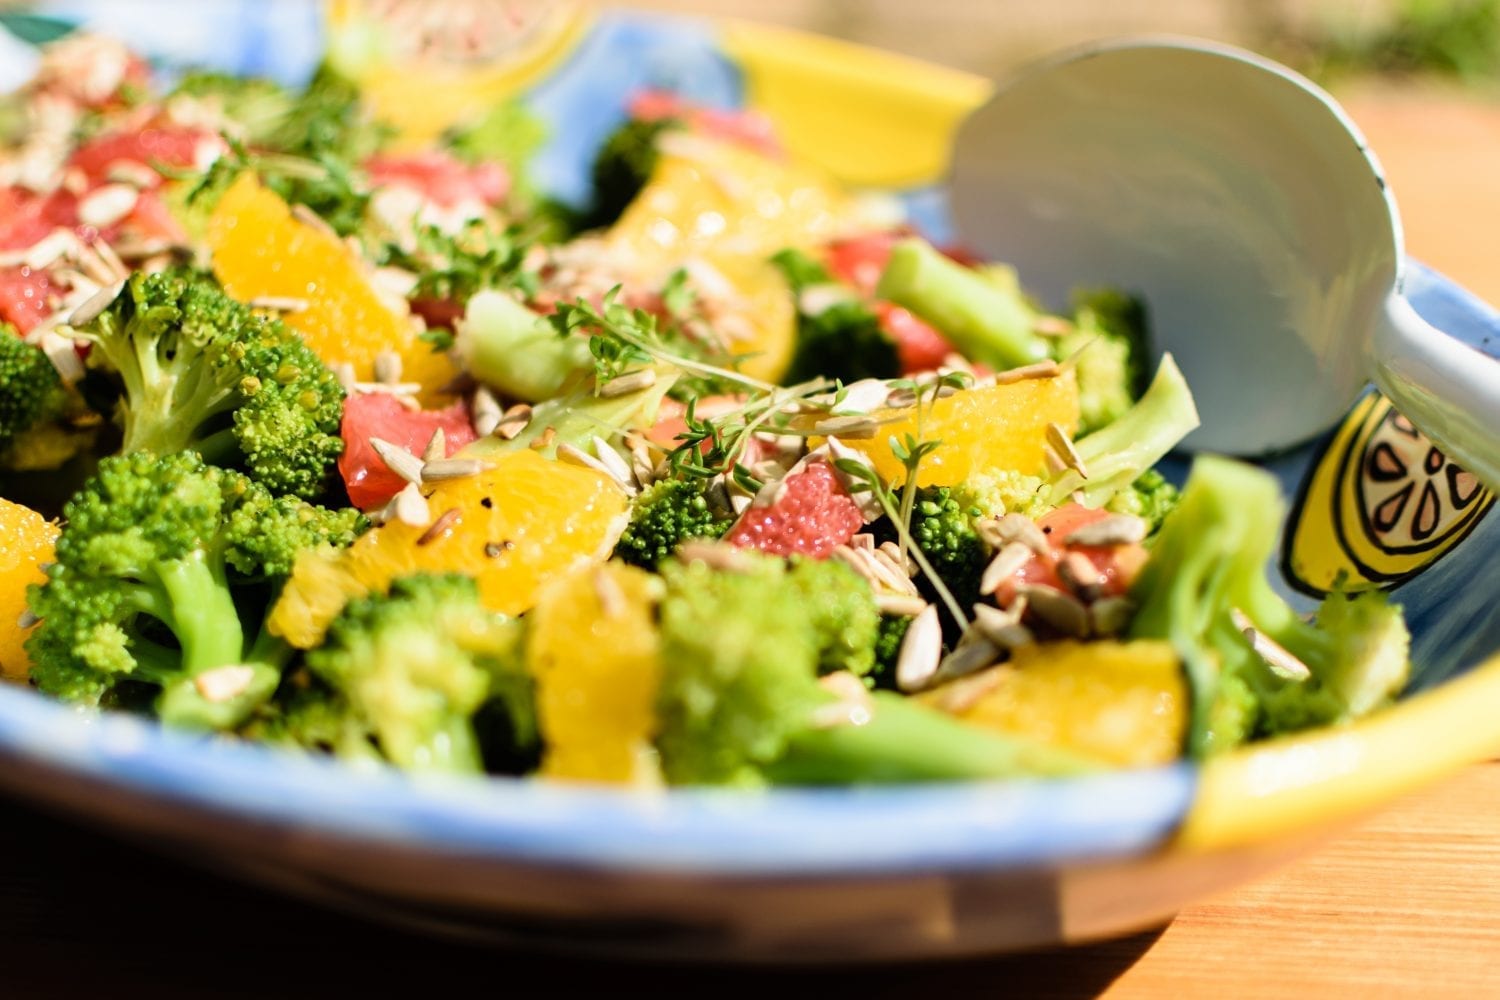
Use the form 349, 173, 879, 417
598, 368, 657, 397
994, 360, 1061, 385
104, 159, 161, 188
388, 482, 430, 527
1056, 551, 1104, 600
38, 329, 85, 384
369, 437, 424, 485
421, 427, 446, 464
830, 546, 881, 588
194, 664, 257, 704
22, 229, 75, 270
557, 441, 623, 484
874, 593, 929, 617
1046, 423, 1088, 479
417, 507, 460, 546
291, 203, 339, 239
590, 436, 638, 493
895, 604, 943, 692
884, 388, 919, 409
1065, 514, 1148, 548
332, 363, 356, 393
1231, 607, 1312, 681
421, 458, 492, 483
528, 425, 556, 451
980, 542, 1034, 596
628, 437, 660, 488
471, 386, 502, 437
934, 636, 1001, 685
971, 601, 1035, 649
1043, 442, 1069, 476
494, 403, 532, 440
1032, 315, 1074, 337
66, 282, 121, 328
676, 541, 754, 572
811, 415, 880, 439
16, 608, 38, 629
374, 350, 403, 386
1090, 596, 1135, 636
928, 667, 1009, 715
827, 378, 893, 415
981, 513, 1051, 557
593, 566, 627, 618
77, 183, 138, 227
877, 541, 917, 576
810, 671, 875, 729
351, 381, 423, 396
1017, 583, 1090, 638
247, 295, 309, 313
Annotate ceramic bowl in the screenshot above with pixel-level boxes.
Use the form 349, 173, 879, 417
0, 4, 1496, 962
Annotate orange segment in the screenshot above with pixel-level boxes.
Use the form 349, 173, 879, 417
527, 562, 664, 784
206, 173, 453, 402
927, 639, 1186, 768
0, 499, 57, 681
833, 372, 1079, 487
269, 450, 628, 647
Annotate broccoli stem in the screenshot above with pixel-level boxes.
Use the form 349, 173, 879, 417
764, 692, 1100, 784
876, 238, 1047, 370
154, 554, 246, 675
457, 290, 594, 402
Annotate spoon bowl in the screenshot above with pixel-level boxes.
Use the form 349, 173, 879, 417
950, 38, 1500, 484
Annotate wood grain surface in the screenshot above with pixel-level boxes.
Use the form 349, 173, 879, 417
0, 760, 1495, 997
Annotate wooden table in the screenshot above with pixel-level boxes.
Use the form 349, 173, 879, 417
0, 760, 1495, 997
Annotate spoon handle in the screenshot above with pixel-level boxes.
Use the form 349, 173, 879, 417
1371, 294, 1500, 492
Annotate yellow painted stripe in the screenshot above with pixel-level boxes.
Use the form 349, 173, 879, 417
1177, 650, 1500, 851
721, 20, 992, 189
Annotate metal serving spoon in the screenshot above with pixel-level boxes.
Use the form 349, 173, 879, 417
949, 38, 1500, 488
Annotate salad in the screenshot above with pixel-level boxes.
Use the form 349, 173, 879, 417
0, 30, 1411, 786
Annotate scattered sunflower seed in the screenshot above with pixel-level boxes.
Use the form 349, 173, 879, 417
933, 636, 1001, 685
421, 427, 446, 464
810, 415, 880, 439
421, 458, 492, 483
971, 601, 1035, 650
877, 542, 917, 576
471, 386, 502, 437
369, 437, 424, 485
981, 513, 1051, 557
67, 282, 121, 327
291, 203, 339, 239
417, 507, 461, 546
1017, 583, 1090, 638
556, 441, 626, 489
593, 566, 628, 618
38, 329, 86, 384
895, 604, 943, 693
1045, 422, 1088, 479
22, 230, 75, 270
874, 593, 929, 617
1032, 315, 1074, 337
980, 542, 1034, 597
16, 607, 39, 630
78, 183, 138, 228
247, 295, 310, 313
676, 541, 754, 572
1056, 551, 1104, 600
1043, 442, 1069, 476
332, 362, 357, 393
994, 359, 1061, 385
1231, 607, 1312, 681
388, 482, 430, 527
590, 436, 639, 494
193, 664, 257, 704
598, 368, 657, 397
1064, 514, 1148, 548
374, 350, 403, 386
104, 159, 161, 189
926, 666, 1009, 715
1090, 596, 1135, 636
810, 671, 875, 729
528, 426, 556, 451
351, 380, 423, 396
494, 403, 532, 440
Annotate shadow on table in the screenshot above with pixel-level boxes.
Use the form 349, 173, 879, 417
0, 796, 1163, 999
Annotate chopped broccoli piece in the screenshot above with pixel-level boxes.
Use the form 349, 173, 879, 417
303, 573, 534, 774
1128, 455, 1411, 756
870, 614, 912, 687
75, 268, 346, 500
0, 328, 70, 463
786, 556, 880, 677
454, 288, 593, 401
1052, 289, 1153, 435
653, 551, 1097, 786
911, 485, 990, 618
1049, 353, 1199, 507
1106, 469, 1181, 536
964, 468, 1054, 520
876, 237, 1048, 370
615, 478, 733, 568
226, 493, 368, 579
770, 248, 900, 385
582, 116, 680, 230
25, 452, 360, 730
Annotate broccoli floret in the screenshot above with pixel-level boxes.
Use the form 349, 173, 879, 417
1128, 455, 1411, 757
0, 328, 70, 462
964, 468, 1054, 520
1048, 353, 1199, 508
75, 268, 346, 499
1052, 289, 1153, 435
654, 550, 1096, 786
770, 248, 901, 385
876, 237, 1048, 370
911, 485, 990, 617
304, 573, 533, 773
226, 492, 368, 579
1106, 469, 1181, 536
24, 452, 359, 730
870, 614, 912, 687
615, 478, 733, 568
786, 556, 880, 677
582, 116, 680, 230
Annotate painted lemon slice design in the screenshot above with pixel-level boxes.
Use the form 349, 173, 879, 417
1285, 393, 1493, 595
